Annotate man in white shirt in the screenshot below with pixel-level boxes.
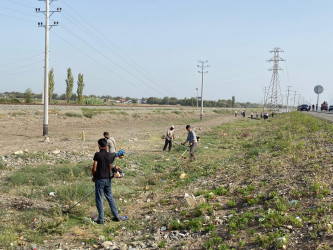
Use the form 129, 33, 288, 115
103, 132, 116, 153
163, 125, 175, 152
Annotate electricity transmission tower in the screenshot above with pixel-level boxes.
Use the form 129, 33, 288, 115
265, 48, 285, 110
197, 60, 209, 120
36, 0, 61, 136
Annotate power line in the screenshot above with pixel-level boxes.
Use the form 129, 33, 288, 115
0, 4, 39, 17
5, 0, 35, 9
0, 53, 43, 68
51, 32, 157, 97
0, 61, 43, 74
0, 12, 36, 23
60, 2, 176, 97
0, 67, 43, 77
57, 24, 168, 97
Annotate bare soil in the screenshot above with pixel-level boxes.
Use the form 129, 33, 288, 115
0, 105, 235, 156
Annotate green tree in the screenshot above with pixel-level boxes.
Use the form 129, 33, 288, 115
48, 68, 55, 103
232, 96, 235, 108
76, 73, 85, 104
24, 88, 33, 104
65, 68, 74, 104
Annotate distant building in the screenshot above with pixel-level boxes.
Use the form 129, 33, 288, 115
118, 98, 126, 103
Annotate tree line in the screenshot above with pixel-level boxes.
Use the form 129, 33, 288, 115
17, 68, 85, 104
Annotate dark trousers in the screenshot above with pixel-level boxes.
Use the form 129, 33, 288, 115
190, 142, 197, 161
163, 139, 172, 151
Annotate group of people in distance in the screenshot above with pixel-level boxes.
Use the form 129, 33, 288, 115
235, 110, 274, 120
163, 124, 198, 162
91, 125, 198, 224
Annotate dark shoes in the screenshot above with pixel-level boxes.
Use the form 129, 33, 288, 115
112, 217, 121, 222
95, 217, 121, 224
95, 219, 104, 224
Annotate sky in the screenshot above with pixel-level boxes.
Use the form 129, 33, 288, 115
0, 0, 333, 104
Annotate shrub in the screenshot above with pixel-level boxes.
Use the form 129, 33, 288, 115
65, 112, 82, 118
8, 172, 29, 186
189, 218, 203, 232
83, 112, 93, 118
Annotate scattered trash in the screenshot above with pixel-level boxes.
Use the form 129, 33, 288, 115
91, 213, 97, 221
160, 178, 166, 182
122, 215, 128, 221
204, 146, 209, 149
161, 226, 167, 231
49, 192, 56, 196
289, 200, 298, 205
180, 173, 187, 179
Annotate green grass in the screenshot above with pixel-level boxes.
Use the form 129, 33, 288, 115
1, 112, 333, 249
65, 112, 82, 118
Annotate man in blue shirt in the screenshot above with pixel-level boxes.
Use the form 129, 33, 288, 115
181, 125, 198, 162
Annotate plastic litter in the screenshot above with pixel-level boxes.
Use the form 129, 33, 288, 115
91, 213, 97, 221
289, 200, 298, 205
180, 173, 187, 179
121, 215, 128, 221
49, 192, 56, 196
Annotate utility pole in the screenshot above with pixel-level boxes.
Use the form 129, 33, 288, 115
285, 85, 292, 112
293, 91, 297, 108
195, 88, 199, 107
266, 48, 285, 110
263, 87, 267, 111
298, 94, 301, 106
197, 60, 209, 120
36, 0, 61, 136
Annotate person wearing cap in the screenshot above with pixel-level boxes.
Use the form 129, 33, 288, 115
103, 132, 116, 153
163, 125, 175, 152
181, 125, 198, 162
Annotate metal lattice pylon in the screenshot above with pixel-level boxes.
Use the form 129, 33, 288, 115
265, 47, 285, 109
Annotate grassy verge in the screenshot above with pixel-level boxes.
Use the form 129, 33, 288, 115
1, 112, 332, 249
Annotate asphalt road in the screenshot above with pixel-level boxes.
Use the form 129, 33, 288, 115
305, 110, 333, 123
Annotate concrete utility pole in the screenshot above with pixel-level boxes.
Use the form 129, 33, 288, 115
197, 60, 209, 120
266, 48, 285, 110
285, 85, 292, 112
293, 91, 297, 108
195, 88, 199, 107
36, 0, 61, 136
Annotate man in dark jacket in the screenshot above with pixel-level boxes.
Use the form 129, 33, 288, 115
92, 138, 121, 224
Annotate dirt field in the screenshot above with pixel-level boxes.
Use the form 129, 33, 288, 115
0, 104, 235, 156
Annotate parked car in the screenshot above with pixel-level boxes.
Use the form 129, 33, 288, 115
321, 101, 328, 111
299, 104, 309, 111
329, 105, 333, 111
